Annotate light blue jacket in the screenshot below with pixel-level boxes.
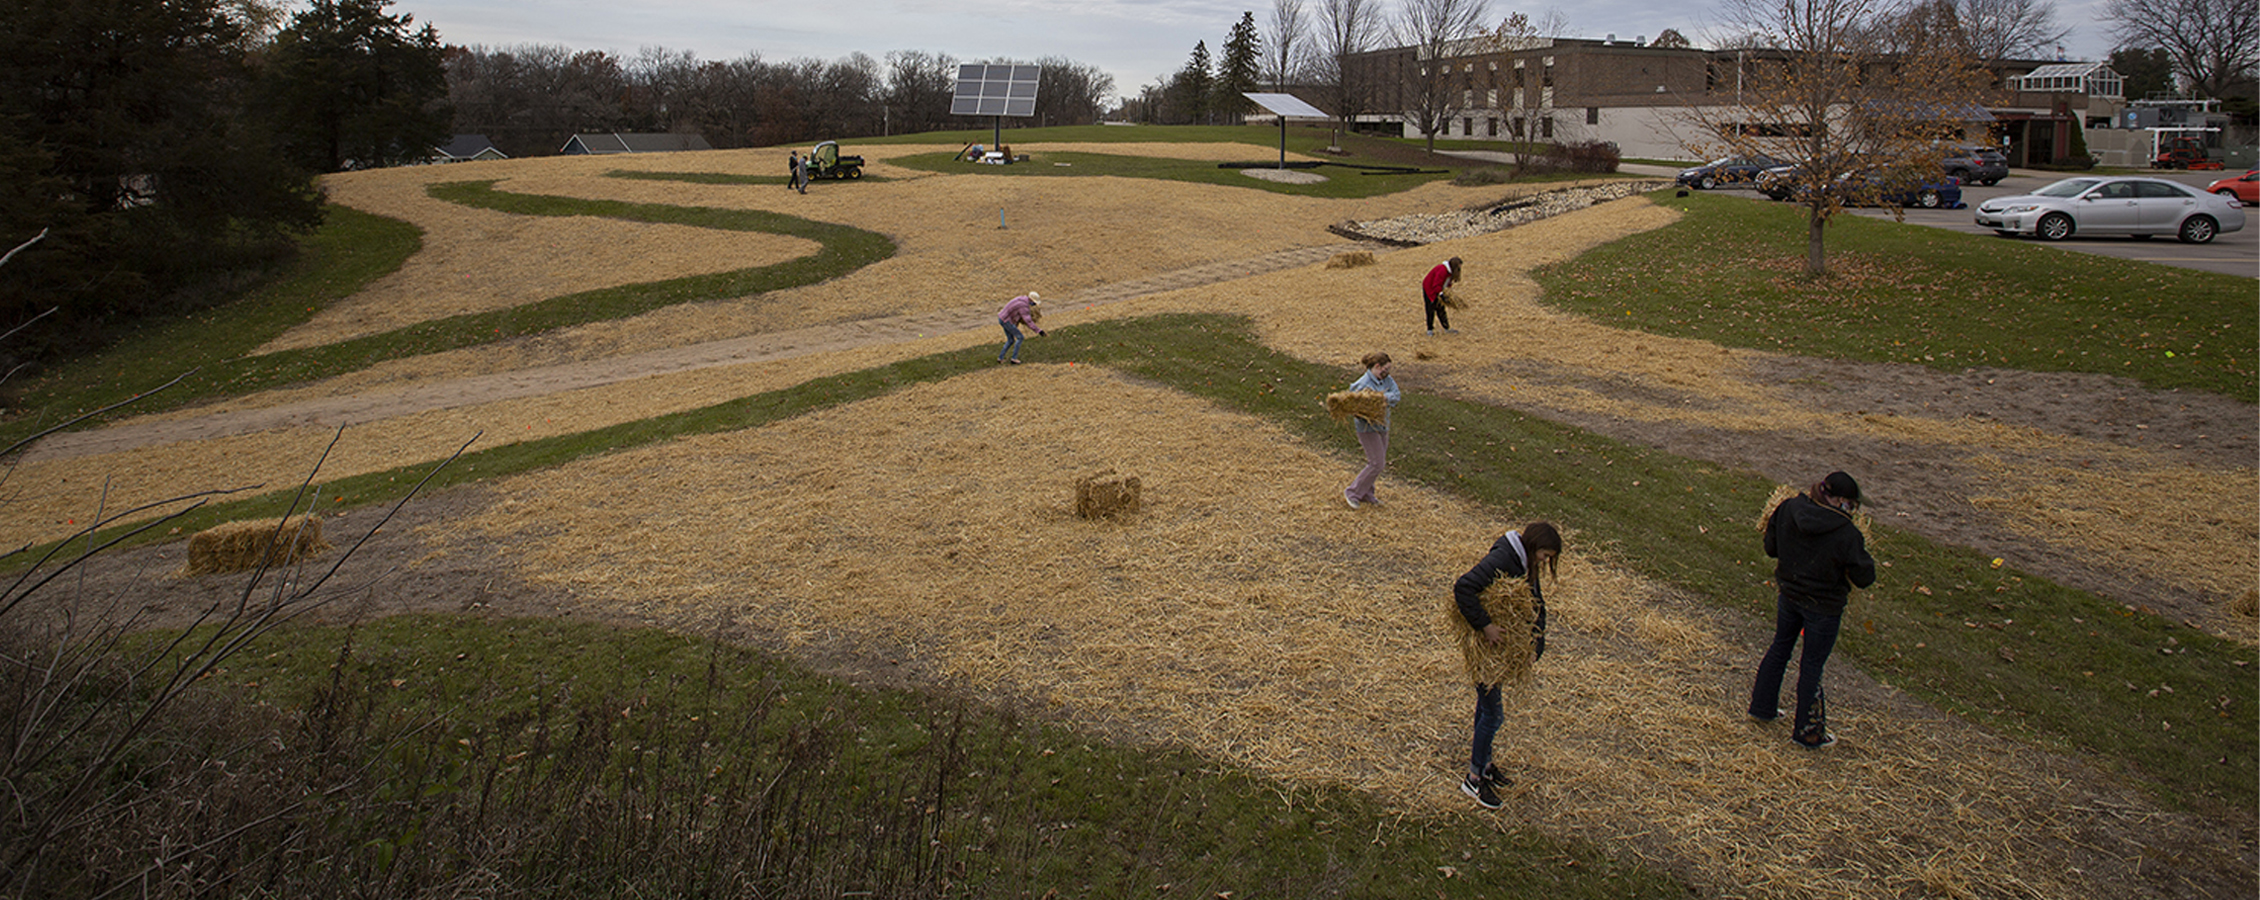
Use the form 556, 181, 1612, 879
1346, 370, 1400, 433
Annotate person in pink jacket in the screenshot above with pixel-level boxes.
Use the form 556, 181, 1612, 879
1422, 257, 1461, 335
997, 292, 1045, 364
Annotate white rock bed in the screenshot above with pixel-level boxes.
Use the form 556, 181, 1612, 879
1344, 179, 1669, 243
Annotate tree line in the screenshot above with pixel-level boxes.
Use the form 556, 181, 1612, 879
445, 46, 1117, 159
1120, 0, 2251, 132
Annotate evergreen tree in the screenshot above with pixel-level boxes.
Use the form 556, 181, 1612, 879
2109, 46, 2176, 100
1218, 12, 1265, 121
263, 0, 451, 172
1174, 42, 1216, 123
0, 0, 319, 361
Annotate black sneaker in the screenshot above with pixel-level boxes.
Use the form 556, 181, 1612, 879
1749, 707, 1785, 723
1460, 773, 1502, 809
1794, 731, 1838, 750
1482, 764, 1513, 789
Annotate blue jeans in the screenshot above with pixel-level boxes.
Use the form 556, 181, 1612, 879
1469, 682, 1504, 778
998, 321, 1024, 361
1749, 595, 1842, 742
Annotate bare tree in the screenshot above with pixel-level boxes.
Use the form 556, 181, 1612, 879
2104, 0, 2258, 99
1954, 0, 2072, 60
1314, 0, 1387, 145
1396, 0, 1495, 152
1267, 0, 1313, 91
1696, 0, 1995, 275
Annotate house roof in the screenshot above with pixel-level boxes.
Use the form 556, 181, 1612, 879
434, 134, 505, 160
2020, 62, 2116, 79
561, 132, 715, 154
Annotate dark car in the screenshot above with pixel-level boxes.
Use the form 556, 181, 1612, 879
1675, 155, 1781, 189
1757, 164, 1962, 208
1939, 144, 2007, 186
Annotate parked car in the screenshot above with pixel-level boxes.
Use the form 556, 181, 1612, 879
1973, 175, 2246, 243
1755, 164, 1962, 208
2151, 136, 2223, 170
1676, 155, 1781, 189
2205, 169, 2257, 206
1938, 144, 2008, 186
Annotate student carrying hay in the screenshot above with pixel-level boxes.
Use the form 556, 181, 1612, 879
1332, 352, 1399, 509
1447, 521, 1562, 809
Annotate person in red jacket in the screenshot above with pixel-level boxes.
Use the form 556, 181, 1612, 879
1422, 257, 1461, 335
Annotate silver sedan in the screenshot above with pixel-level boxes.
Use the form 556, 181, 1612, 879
1973, 175, 2247, 244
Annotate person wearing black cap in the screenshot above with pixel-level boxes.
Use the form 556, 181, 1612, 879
1748, 471, 1876, 749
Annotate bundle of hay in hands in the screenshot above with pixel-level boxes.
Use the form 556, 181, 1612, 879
1323, 390, 1388, 427
1435, 288, 1465, 310
1757, 484, 1874, 542
1448, 578, 1542, 687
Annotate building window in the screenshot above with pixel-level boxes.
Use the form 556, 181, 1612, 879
1463, 117, 1473, 135
1511, 117, 1525, 138
1488, 117, 1499, 136
1543, 64, 1555, 88
1587, 106, 1600, 125
1541, 116, 1554, 138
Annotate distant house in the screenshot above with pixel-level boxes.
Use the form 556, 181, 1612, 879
559, 132, 714, 155
430, 134, 508, 163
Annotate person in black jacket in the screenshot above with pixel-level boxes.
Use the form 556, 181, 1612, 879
1748, 471, 1877, 749
1451, 521, 1561, 809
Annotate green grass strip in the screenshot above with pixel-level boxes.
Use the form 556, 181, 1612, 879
0, 182, 896, 448
51, 313, 2252, 817
1537, 191, 2257, 400
607, 168, 890, 186
210, 614, 1684, 896
5, 205, 423, 449
885, 149, 1454, 198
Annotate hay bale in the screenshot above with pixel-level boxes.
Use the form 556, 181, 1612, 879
183, 517, 331, 576
1323, 390, 1387, 426
1074, 468, 1143, 520
1449, 578, 1540, 686
1324, 250, 1376, 269
1758, 483, 1872, 538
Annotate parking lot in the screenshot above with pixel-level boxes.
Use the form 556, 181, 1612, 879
1731, 168, 2258, 278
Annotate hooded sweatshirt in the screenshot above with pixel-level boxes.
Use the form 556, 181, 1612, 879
1764, 494, 1877, 614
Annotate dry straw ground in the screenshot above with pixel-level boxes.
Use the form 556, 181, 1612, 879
11, 141, 2254, 898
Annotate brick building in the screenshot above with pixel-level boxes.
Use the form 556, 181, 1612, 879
1336, 36, 2174, 166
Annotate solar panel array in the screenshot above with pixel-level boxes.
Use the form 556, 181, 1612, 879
950, 64, 1041, 117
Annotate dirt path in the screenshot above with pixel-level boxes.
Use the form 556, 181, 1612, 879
19, 243, 1370, 463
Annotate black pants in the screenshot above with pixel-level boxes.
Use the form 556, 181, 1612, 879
1424, 300, 1451, 331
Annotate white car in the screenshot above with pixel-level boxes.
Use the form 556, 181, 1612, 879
1974, 175, 2246, 243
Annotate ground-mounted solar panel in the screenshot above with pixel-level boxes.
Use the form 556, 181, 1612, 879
951, 64, 1042, 118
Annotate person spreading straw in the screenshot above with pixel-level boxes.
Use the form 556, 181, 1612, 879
1449, 521, 1562, 809
1338, 351, 1398, 509
1748, 471, 1876, 749
996, 292, 1045, 364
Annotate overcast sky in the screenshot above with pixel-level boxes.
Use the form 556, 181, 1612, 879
392, 0, 2118, 105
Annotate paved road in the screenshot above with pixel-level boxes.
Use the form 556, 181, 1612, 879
1655, 163, 2260, 278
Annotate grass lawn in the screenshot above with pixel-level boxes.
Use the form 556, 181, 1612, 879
153, 614, 1682, 897
1538, 190, 2256, 400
